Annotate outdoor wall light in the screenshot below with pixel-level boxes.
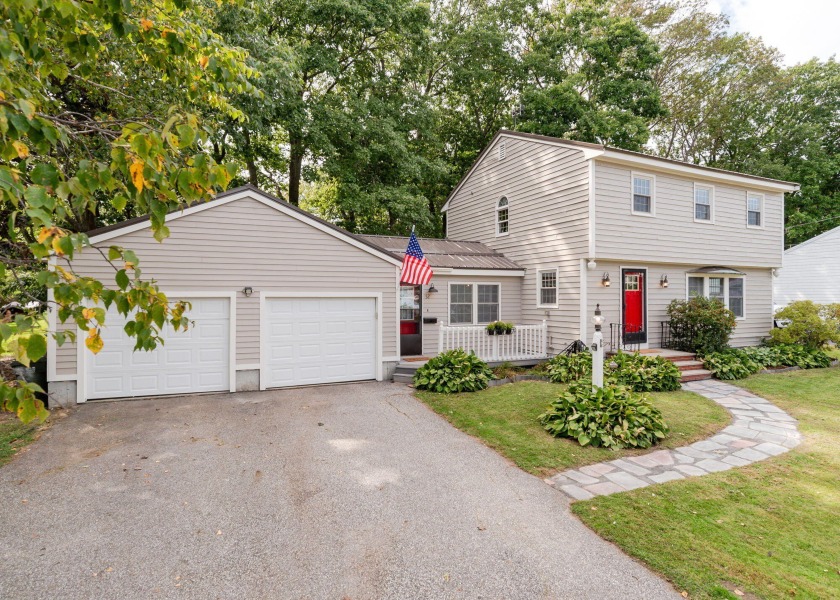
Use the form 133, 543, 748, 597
602, 272, 611, 287
426, 283, 438, 299
242, 286, 253, 297
660, 274, 669, 288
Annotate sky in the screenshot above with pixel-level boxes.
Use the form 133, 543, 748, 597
709, 0, 840, 65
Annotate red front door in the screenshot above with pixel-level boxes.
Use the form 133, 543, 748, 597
622, 269, 647, 343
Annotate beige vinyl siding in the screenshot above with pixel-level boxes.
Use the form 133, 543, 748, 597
54, 319, 76, 376
588, 261, 773, 348
53, 196, 399, 375
445, 136, 590, 350
419, 274, 522, 356
593, 161, 784, 268
774, 227, 840, 307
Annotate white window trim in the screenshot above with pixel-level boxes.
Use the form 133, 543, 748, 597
496, 196, 510, 237
447, 282, 502, 325
630, 172, 656, 217
536, 268, 559, 308
746, 191, 765, 230
685, 274, 747, 321
693, 182, 715, 224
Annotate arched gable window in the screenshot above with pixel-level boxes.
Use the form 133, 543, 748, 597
496, 196, 509, 235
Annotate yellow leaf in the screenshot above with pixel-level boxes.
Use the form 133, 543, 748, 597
129, 160, 145, 191
199, 55, 209, 70
124, 261, 135, 270
37, 227, 51, 243
82, 308, 96, 321
12, 140, 29, 158
86, 329, 104, 354
140, 18, 154, 31
0, 91, 5, 100
52, 236, 65, 256
55, 265, 75, 282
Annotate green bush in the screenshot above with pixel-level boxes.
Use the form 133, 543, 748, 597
539, 382, 669, 450
770, 301, 840, 349
607, 351, 682, 392
413, 349, 493, 393
666, 296, 736, 355
742, 344, 831, 369
545, 352, 592, 383
702, 350, 761, 380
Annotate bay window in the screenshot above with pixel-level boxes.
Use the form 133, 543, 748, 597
687, 275, 745, 318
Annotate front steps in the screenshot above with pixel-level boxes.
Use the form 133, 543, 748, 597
393, 360, 427, 384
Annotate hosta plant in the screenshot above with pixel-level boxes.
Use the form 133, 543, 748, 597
413, 349, 493, 393
607, 351, 682, 392
702, 350, 761, 380
545, 352, 592, 383
539, 382, 669, 450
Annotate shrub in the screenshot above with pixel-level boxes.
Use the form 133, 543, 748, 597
607, 351, 682, 392
492, 361, 524, 380
539, 382, 668, 450
666, 296, 736, 355
413, 349, 493, 393
770, 301, 840, 349
545, 352, 592, 383
702, 350, 761, 380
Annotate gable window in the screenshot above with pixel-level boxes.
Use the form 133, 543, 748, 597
449, 283, 500, 324
538, 270, 558, 307
687, 275, 745, 318
694, 184, 713, 222
496, 196, 509, 235
747, 193, 763, 227
632, 174, 654, 215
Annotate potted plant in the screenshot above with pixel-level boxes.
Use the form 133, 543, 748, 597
486, 321, 498, 335
502, 321, 514, 335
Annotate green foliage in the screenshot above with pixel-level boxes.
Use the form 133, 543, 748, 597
546, 352, 593, 383
701, 350, 760, 381
607, 351, 682, 392
486, 321, 514, 334
667, 296, 736, 355
539, 382, 669, 450
770, 301, 840, 349
703, 344, 832, 380
413, 350, 493, 394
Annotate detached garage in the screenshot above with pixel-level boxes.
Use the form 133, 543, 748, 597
48, 185, 402, 405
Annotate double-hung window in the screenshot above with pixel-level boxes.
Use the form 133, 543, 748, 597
747, 193, 763, 227
687, 275, 745, 318
694, 184, 713, 222
632, 174, 654, 215
449, 283, 500, 324
496, 197, 509, 235
538, 270, 558, 307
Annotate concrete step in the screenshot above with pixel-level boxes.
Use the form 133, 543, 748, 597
674, 360, 705, 372
680, 368, 713, 382
392, 373, 415, 384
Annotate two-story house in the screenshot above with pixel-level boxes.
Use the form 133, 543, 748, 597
366, 130, 800, 359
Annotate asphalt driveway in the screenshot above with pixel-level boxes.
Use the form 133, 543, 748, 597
0, 382, 679, 599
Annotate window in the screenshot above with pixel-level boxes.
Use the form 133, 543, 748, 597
694, 184, 713, 222
449, 283, 500, 324
686, 275, 745, 318
632, 174, 654, 215
538, 270, 558, 307
747, 193, 763, 227
496, 196, 509, 235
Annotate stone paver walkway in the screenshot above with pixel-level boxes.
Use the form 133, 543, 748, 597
546, 380, 801, 500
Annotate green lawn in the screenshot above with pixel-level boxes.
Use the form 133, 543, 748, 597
0, 416, 38, 466
417, 381, 729, 477
575, 368, 840, 600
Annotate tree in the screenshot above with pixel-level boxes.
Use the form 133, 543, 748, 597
1, 0, 254, 422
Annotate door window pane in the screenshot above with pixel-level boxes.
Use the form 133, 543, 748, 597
449, 284, 473, 324
477, 284, 499, 323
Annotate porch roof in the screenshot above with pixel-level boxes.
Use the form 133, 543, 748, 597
356, 235, 523, 271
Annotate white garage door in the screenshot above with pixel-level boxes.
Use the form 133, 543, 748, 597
86, 297, 231, 400
264, 297, 377, 388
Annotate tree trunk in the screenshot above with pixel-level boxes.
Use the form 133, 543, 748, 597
246, 158, 259, 187
288, 135, 304, 206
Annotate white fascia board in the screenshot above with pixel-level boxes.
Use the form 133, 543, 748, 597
87, 189, 403, 268
435, 268, 525, 277
597, 151, 800, 193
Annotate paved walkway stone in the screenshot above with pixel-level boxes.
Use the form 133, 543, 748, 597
546, 380, 801, 499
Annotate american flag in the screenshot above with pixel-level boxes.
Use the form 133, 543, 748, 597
400, 231, 433, 285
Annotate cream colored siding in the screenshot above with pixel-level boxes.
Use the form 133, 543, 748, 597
593, 161, 784, 268
588, 261, 773, 348
774, 226, 840, 307
419, 275, 522, 356
54, 319, 76, 376
445, 136, 590, 349
53, 196, 399, 376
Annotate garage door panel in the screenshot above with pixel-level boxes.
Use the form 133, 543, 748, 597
265, 297, 376, 388
86, 297, 230, 400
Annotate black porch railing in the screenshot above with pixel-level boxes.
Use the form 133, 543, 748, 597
660, 320, 697, 351
608, 323, 644, 353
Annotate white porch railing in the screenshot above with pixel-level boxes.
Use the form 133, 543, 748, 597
437, 320, 548, 362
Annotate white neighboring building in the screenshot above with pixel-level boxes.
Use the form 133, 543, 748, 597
774, 225, 840, 309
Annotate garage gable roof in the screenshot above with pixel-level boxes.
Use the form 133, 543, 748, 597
85, 185, 404, 267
